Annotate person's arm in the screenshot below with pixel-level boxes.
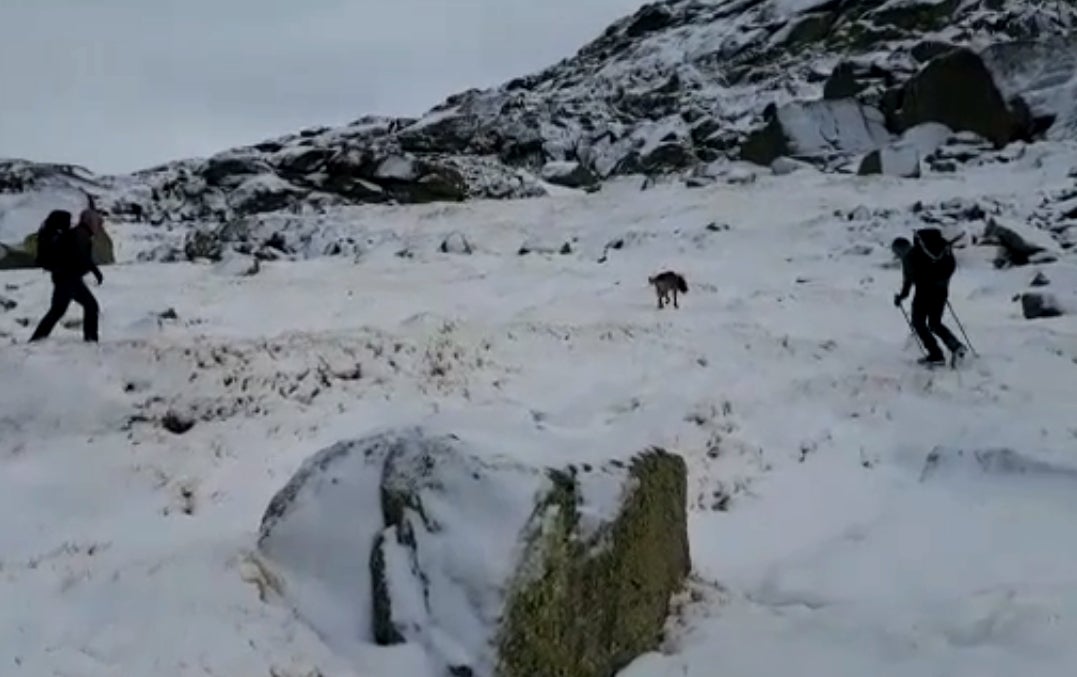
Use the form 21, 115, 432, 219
79, 229, 103, 284
895, 254, 914, 304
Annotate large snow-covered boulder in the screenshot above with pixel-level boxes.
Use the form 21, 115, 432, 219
899, 48, 1030, 147
980, 36, 1077, 141
740, 99, 892, 166
858, 143, 921, 178
255, 427, 690, 677
858, 123, 953, 178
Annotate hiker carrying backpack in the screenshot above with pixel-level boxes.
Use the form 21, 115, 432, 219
29, 207, 104, 343
893, 228, 966, 366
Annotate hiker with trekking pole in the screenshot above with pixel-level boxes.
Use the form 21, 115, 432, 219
891, 229, 976, 368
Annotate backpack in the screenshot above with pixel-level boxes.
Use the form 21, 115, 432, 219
912, 228, 959, 286
35, 210, 71, 271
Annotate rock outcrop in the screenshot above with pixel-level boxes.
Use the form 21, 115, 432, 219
256, 427, 690, 677
898, 48, 1029, 148
982, 217, 1060, 266
741, 99, 892, 166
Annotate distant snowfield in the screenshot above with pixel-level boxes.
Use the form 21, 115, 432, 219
2, 145, 1076, 676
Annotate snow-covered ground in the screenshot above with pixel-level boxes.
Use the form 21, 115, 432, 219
2, 145, 1076, 676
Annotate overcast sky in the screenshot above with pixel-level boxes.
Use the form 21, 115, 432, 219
0, 0, 646, 174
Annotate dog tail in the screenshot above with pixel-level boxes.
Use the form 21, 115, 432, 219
677, 275, 688, 294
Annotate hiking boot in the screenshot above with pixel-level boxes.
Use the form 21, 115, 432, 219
950, 345, 967, 367
918, 354, 946, 366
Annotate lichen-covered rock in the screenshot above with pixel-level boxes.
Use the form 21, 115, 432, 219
496, 450, 690, 677
255, 427, 690, 677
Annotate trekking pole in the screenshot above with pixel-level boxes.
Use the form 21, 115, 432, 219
946, 300, 978, 357
898, 304, 927, 355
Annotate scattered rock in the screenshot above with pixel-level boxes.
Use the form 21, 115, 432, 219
782, 11, 836, 46
869, 0, 960, 31
540, 161, 599, 189
982, 217, 1059, 266
1020, 291, 1064, 319
771, 157, 812, 175
911, 40, 958, 63
184, 228, 225, 262
158, 307, 179, 320
227, 175, 308, 214
161, 410, 196, 435
1030, 271, 1050, 287
823, 62, 863, 100
203, 154, 272, 187
137, 243, 185, 263
725, 167, 757, 185
684, 175, 716, 188
214, 251, 261, 277
640, 141, 697, 172
518, 238, 573, 256
0, 296, 15, 311
439, 231, 473, 255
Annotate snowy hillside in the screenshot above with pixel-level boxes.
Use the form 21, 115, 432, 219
2, 136, 1077, 674
3, 0, 1077, 240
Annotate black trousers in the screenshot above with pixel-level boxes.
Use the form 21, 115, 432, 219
911, 290, 960, 359
30, 274, 99, 342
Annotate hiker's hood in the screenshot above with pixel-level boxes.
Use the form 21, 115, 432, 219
915, 228, 949, 258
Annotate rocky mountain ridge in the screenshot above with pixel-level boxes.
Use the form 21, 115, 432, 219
1, 0, 1076, 242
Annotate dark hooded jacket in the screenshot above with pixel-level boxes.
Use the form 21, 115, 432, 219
899, 228, 955, 298
54, 222, 100, 279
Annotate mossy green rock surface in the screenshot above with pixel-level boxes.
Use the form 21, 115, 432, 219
496, 449, 690, 677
